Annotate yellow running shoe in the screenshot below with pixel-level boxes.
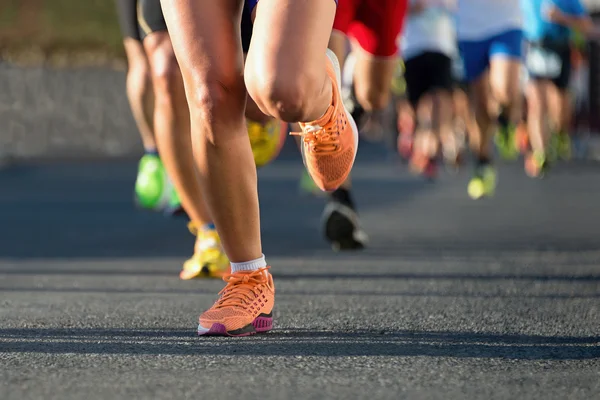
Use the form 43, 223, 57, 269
180, 222, 229, 280
390, 58, 406, 97
248, 119, 288, 168
468, 164, 497, 200
197, 267, 274, 336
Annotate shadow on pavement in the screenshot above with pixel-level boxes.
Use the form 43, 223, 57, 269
1, 327, 598, 360
0, 152, 432, 259
2, 267, 600, 282
0, 286, 597, 299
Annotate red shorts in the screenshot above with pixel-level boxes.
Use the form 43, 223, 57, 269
333, 0, 408, 58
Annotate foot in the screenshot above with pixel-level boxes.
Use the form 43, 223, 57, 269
322, 199, 368, 251
525, 151, 549, 178
293, 49, 359, 192
494, 124, 519, 160
515, 123, 529, 154
467, 164, 497, 200
134, 154, 171, 211
551, 132, 572, 161
180, 222, 230, 280
163, 185, 187, 218
197, 267, 274, 337
410, 152, 438, 181
248, 119, 288, 168
396, 109, 415, 161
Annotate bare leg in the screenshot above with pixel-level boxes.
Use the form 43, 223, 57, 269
353, 51, 397, 112
434, 89, 456, 162
162, 0, 261, 262
245, 0, 336, 123
143, 31, 212, 225
469, 71, 494, 160
525, 80, 548, 155
489, 56, 523, 125
246, 0, 357, 194
123, 38, 155, 151
414, 94, 437, 158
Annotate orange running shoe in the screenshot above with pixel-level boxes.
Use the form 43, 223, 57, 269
292, 49, 359, 192
197, 267, 274, 337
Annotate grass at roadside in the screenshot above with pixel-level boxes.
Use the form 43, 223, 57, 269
0, 0, 125, 66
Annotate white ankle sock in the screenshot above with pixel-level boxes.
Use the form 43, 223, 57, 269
230, 255, 267, 273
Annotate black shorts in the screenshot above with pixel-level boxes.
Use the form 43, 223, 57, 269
116, 0, 140, 41
404, 51, 453, 106
137, 0, 253, 52
526, 39, 572, 90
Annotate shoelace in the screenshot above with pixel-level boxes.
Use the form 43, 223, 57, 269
215, 267, 270, 309
290, 114, 340, 155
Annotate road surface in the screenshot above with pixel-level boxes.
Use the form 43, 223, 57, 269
1, 144, 599, 399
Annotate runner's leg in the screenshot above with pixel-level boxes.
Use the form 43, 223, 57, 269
162, 0, 261, 262
245, 0, 359, 192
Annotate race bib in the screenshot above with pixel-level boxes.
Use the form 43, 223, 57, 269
526, 47, 562, 78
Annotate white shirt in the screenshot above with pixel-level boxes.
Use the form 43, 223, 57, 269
402, 0, 458, 60
457, 0, 523, 40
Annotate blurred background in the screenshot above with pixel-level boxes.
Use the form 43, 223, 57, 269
2, 3, 600, 399
1, 0, 600, 163
0, 0, 134, 163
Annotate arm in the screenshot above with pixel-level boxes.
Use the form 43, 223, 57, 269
409, 0, 427, 15
546, 4, 599, 38
554, 12, 595, 34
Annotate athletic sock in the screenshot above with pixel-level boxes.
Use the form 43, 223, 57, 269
145, 149, 159, 157
230, 254, 267, 273
330, 187, 355, 210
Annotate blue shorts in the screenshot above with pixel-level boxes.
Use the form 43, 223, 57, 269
458, 29, 524, 83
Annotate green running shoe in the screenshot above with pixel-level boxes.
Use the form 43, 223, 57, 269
164, 183, 186, 217
552, 132, 572, 161
494, 124, 519, 160
134, 154, 172, 211
299, 169, 326, 197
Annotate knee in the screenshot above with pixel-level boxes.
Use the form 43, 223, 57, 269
187, 75, 246, 145
144, 36, 180, 101
494, 82, 520, 107
149, 55, 180, 105
246, 63, 316, 122
126, 60, 151, 101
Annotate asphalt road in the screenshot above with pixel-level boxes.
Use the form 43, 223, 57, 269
1, 143, 599, 399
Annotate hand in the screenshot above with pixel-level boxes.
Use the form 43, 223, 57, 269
411, 0, 428, 14
438, 0, 457, 11
544, 4, 566, 24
